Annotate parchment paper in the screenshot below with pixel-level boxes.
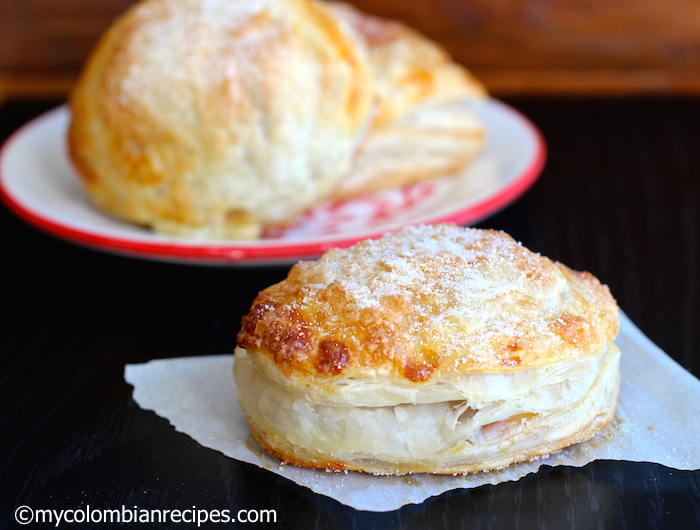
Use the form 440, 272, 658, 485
124, 313, 700, 512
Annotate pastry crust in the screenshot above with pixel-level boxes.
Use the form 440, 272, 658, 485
327, 2, 487, 199
329, 2, 486, 126
68, 0, 487, 238
238, 225, 619, 381
236, 346, 620, 474
328, 99, 485, 200
68, 0, 372, 239
234, 224, 621, 474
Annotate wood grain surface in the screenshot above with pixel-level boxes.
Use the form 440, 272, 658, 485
1, 97, 699, 528
4, 0, 700, 98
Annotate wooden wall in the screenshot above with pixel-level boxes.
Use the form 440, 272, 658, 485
2, 0, 700, 100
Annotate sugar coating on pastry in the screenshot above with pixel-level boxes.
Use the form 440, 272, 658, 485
234, 224, 621, 474
68, 0, 372, 240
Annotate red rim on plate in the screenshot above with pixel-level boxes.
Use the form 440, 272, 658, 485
0, 100, 546, 265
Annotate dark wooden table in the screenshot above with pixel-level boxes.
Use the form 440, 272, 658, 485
1, 98, 699, 529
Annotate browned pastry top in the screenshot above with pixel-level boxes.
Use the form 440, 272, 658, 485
237, 224, 619, 382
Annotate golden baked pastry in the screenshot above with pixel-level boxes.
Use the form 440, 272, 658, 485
327, 2, 486, 199
68, 0, 372, 240
234, 224, 620, 474
329, 2, 485, 127
329, 99, 486, 199
68, 0, 486, 239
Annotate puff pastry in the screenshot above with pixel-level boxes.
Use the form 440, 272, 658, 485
68, 0, 372, 240
68, 0, 486, 239
234, 224, 621, 474
328, 2, 488, 199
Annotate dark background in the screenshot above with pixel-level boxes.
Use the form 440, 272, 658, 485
1, 96, 699, 529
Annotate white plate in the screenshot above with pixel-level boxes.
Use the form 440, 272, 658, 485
0, 99, 545, 265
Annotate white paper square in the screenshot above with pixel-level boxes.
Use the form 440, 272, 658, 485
125, 313, 700, 512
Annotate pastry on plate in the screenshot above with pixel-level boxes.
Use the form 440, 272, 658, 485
234, 224, 620, 474
68, 0, 486, 240
68, 0, 373, 240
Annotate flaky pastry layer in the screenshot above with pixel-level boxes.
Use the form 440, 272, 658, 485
234, 342, 620, 474
234, 225, 621, 474
328, 99, 485, 200
329, 2, 486, 126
